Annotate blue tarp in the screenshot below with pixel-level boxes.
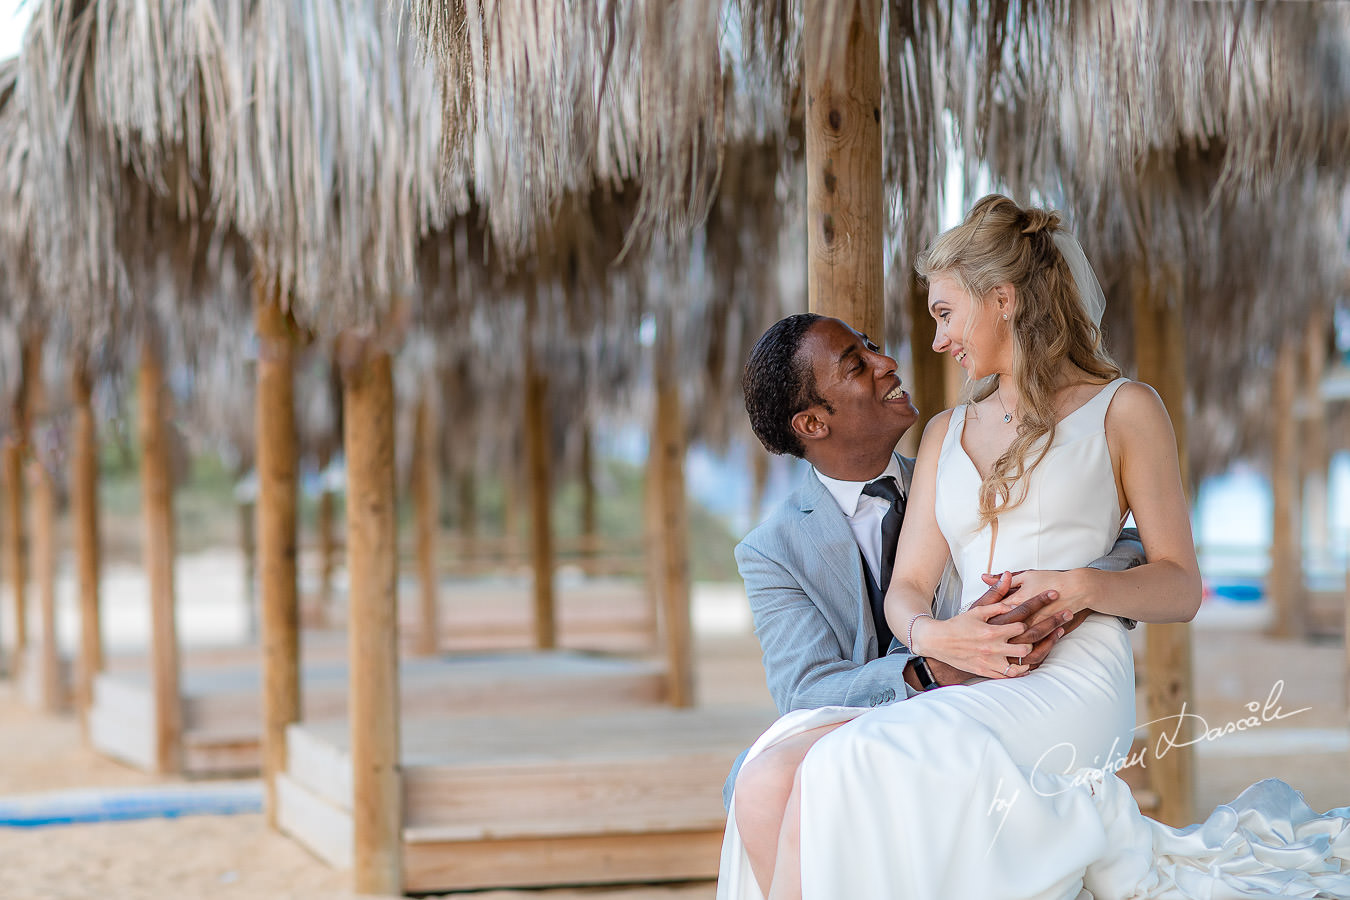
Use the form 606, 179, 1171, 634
0, 781, 263, 828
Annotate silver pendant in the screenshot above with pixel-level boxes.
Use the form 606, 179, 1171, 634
1003, 413, 1013, 424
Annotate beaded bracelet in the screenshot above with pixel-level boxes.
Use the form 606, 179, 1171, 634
906, 612, 934, 654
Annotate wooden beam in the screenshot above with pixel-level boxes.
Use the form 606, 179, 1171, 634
27, 339, 63, 712
579, 423, 597, 575
316, 460, 336, 628
1131, 274, 1195, 827
905, 270, 944, 453
339, 341, 402, 894
256, 280, 300, 829
457, 471, 477, 562
523, 305, 556, 650
71, 358, 103, 729
240, 500, 257, 638
652, 342, 694, 708
749, 445, 770, 525
412, 386, 441, 656
804, 0, 883, 341
138, 342, 182, 774
1299, 310, 1330, 571
3, 338, 32, 674
1269, 336, 1305, 639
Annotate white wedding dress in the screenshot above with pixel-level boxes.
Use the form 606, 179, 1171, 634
718, 379, 1350, 900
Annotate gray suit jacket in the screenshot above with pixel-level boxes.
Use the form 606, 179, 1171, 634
736, 453, 922, 715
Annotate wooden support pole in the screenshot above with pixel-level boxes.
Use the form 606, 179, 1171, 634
523, 297, 556, 649
804, 0, 884, 342
340, 344, 401, 895
457, 471, 477, 560
138, 342, 181, 774
906, 270, 946, 453
1131, 275, 1195, 827
1299, 310, 1330, 572
2, 439, 22, 675
749, 445, 770, 525
412, 387, 440, 656
3, 339, 32, 673
1269, 336, 1305, 638
72, 359, 103, 725
27, 340, 63, 712
240, 500, 258, 639
652, 342, 695, 708
317, 458, 336, 627
256, 282, 300, 828
579, 422, 597, 571
501, 465, 521, 549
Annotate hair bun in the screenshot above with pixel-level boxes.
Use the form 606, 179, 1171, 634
1020, 208, 1061, 236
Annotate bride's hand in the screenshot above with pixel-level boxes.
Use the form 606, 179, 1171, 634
1005, 569, 1095, 627
909, 603, 1036, 679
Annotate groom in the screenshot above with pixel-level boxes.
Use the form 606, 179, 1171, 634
725, 314, 1142, 802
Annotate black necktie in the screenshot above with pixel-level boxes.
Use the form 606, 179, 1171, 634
861, 476, 906, 652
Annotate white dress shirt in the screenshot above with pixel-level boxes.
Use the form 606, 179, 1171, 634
813, 456, 906, 588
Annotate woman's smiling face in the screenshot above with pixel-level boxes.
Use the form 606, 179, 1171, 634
928, 274, 1009, 380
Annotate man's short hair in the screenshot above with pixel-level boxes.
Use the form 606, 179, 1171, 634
743, 313, 831, 458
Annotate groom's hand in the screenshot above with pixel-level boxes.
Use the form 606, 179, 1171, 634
974, 573, 1074, 669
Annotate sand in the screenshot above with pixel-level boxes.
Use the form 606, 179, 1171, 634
1, 565, 1347, 898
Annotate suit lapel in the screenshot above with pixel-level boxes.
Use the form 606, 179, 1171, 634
798, 472, 867, 619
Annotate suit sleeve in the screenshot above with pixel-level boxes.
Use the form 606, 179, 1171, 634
736, 539, 918, 714
1087, 527, 1145, 572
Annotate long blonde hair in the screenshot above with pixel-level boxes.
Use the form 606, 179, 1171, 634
916, 194, 1121, 526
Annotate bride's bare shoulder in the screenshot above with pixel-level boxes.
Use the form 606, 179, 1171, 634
1105, 380, 1173, 434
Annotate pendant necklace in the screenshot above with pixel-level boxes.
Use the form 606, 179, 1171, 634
995, 385, 1014, 424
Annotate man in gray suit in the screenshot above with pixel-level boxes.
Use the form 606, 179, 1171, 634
724, 314, 1142, 803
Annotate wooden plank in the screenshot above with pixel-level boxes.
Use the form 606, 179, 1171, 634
412, 387, 440, 656
183, 730, 261, 776
402, 829, 724, 893
276, 772, 354, 868
286, 721, 354, 809
1131, 274, 1196, 827
138, 342, 182, 775
71, 358, 104, 729
339, 342, 402, 894
402, 754, 735, 830
88, 672, 156, 769
804, 0, 884, 342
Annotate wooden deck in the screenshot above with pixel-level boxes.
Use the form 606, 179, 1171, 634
88, 651, 667, 776
276, 706, 777, 893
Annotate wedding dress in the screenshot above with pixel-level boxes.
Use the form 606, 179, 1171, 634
718, 378, 1350, 900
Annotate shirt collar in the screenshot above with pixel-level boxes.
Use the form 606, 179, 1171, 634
813, 455, 905, 518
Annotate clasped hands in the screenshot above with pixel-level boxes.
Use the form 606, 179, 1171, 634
910, 570, 1091, 684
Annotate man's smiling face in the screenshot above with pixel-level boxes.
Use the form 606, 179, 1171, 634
792, 318, 919, 476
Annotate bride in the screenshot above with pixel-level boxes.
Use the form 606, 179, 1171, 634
718, 195, 1350, 900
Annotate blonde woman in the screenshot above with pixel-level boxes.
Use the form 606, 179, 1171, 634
718, 195, 1350, 900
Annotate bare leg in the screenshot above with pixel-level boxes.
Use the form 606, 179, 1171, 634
734, 722, 848, 896
767, 765, 804, 900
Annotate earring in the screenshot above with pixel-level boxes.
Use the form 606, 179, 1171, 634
1002, 313, 1008, 320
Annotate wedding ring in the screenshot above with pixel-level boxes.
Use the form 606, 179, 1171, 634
1003, 664, 1011, 676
